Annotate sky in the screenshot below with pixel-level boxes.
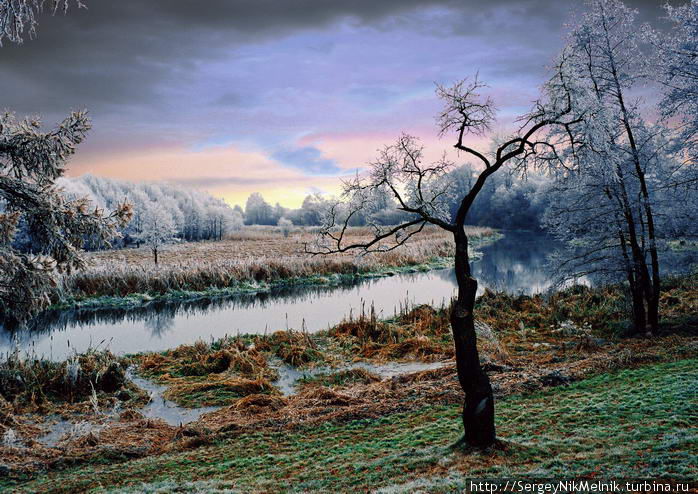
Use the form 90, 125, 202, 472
0, 0, 679, 208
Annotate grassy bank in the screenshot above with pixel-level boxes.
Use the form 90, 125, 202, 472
1, 275, 695, 489
121, 272, 696, 409
5, 359, 695, 493
56, 226, 498, 310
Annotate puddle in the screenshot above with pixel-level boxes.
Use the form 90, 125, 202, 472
33, 370, 219, 447
127, 371, 220, 426
32, 361, 448, 446
271, 360, 448, 396
34, 417, 107, 447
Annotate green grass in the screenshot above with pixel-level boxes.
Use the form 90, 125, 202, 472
4, 359, 696, 493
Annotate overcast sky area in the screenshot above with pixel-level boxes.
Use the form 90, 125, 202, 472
0, 0, 681, 207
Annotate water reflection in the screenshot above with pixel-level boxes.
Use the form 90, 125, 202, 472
0, 271, 460, 359
6, 231, 681, 360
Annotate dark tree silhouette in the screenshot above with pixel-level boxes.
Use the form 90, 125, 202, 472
307, 76, 577, 448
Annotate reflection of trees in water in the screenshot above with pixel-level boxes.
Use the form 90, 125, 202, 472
472, 232, 560, 294
144, 312, 176, 338
0, 275, 390, 341
3, 232, 694, 346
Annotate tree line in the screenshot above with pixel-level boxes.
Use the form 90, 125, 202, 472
57, 174, 243, 246
242, 169, 551, 231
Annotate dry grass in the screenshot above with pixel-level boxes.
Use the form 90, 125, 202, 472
127, 273, 697, 410
330, 303, 455, 361
63, 225, 495, 300
133, 337, 282, 407
195, 333, 697, 436
0, 349, 142, 413
0, 275, 696, 479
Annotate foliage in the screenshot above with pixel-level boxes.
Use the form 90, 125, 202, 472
138, 201, 177, 264
0, 113, 131, 323
0, 0, 84, 45
243, 192, 275, 226
659, 0, 698, 166
58, 174, 243, 245
445, 165, 550, 230
533, 0, 696, 332
277, 216, 293, 237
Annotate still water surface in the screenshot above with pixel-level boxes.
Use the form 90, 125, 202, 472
0, 232, 574, 359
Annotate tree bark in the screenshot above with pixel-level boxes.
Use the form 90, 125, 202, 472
451, 231, 496, 448
630, 280, 646, 334
646, 290, 659, 335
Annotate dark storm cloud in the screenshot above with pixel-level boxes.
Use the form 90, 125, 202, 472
0, 0, 675, 116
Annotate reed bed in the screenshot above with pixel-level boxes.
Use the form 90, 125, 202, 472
0, 276, 695, 478
64, 226, 496, 301
0, 348, 149, 427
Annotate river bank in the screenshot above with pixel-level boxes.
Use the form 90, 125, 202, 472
52, 226, 499, 312
8, 359, 695, 493
0, 274, 695, 489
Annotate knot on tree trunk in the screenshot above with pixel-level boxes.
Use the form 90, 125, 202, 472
453, 305, 471, 319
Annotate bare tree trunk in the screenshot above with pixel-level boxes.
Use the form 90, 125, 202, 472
646, 289, 659, 335
153, 247, 158, 265
611, 55, 661, 334
618, 231, 646, 334
630, 280, 646, 334
451, 231, 496, 448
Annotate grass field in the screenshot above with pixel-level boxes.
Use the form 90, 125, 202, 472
5, 359, 695, 493
60, 225, 497, 306
1, 274, 695, 492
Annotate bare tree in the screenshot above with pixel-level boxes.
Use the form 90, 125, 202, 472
306, 76, 576, 448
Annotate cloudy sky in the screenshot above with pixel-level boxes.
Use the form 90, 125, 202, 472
0, 0, 675, 207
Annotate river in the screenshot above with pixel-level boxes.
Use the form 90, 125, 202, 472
3, 231, 690, 360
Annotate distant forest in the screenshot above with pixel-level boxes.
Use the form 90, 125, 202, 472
56, 175, 244, 246
1, 168, 550, 253
242, 166, 551, 231
55, 166, 549, 243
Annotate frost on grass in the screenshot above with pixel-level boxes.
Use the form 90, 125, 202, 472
105, 480, 241, 494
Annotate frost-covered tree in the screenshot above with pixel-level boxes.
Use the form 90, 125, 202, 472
277, 217, 293, 237
297, 193, 326, 226
533, 0, 674, 334
244, 192, 273, 225
307, 76, 577, 448
0, 0, 130, 324
0, 0, 84, 45
659, 1, 698, 164
0, 112, 131, 323
444, 165, 550, 230
139, 201, 176, 265
57, 175, 243, 244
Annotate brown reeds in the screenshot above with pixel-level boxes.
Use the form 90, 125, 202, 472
0, 349, 133, 408
64, 226, 495, 300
